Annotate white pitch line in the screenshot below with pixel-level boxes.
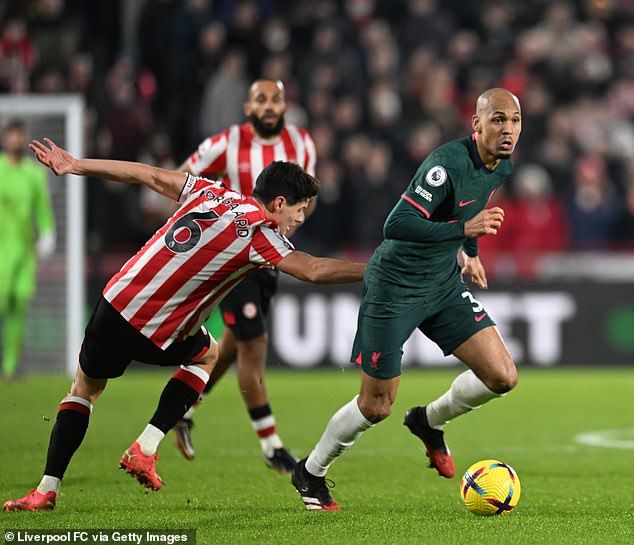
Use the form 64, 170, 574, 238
575, 428, 634, 449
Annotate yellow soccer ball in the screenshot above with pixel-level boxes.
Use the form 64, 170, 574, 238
460, 459, 521, 516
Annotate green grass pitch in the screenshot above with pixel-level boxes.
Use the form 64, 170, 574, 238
1, 367, 633, 545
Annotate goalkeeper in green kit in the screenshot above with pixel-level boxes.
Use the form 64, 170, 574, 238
0, 120, 55, 378
292, 88, 521, 510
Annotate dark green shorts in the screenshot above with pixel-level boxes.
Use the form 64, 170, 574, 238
350, 281, 495, 379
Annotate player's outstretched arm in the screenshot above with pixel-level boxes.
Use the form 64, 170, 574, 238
277, 251, 365, 284
29, 138, 187, 201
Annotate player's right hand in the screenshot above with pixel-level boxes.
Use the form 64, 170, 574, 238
464, 207, 504, 238
29, 138, 76, 176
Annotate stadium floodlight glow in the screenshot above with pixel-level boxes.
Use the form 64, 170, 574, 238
0, 94, 84, 375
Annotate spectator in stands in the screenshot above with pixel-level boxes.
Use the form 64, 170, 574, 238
0, 19, 35, 93
297, 158, 351, 256
196, 21, 227, 84
98, 57, 154, 246
349, 140, 406, 250
565, 154, 622, 249
225, 0, 265, 76
482, 164, 569, 277
198, 49, 249, 137
507, 164, 569, 253
28, 0, 81, 74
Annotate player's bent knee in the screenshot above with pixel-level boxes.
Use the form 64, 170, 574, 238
357, 399, 392, 423
70, 371, 107, 403
489, 365, 518, 394
362, 408, 391, 424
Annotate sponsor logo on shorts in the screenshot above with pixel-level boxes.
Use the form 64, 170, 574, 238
474, 312, 488, 322
459, 199, 477, 207
242, 302, 258, 319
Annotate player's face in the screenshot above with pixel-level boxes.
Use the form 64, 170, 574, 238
274, 198, 309, 234
473, 95, 521, 164
3, 127, 26, 156
244, 80, 286, 138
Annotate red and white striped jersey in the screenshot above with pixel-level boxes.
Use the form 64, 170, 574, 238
103, 174, 294, 349
185, 123, 316, 196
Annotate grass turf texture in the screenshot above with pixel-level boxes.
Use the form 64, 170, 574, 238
1, 368, 633, 545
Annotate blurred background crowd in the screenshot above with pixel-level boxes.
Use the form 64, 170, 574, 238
1, 0, 634, 282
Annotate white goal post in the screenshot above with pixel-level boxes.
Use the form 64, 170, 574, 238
0, 94, 84, 375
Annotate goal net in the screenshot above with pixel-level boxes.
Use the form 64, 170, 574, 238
0, 94, 85, 375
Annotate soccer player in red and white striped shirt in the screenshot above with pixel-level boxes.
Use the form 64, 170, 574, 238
182, 79, 316, 195
175, 79, 317, 472
3, 139, 363, 511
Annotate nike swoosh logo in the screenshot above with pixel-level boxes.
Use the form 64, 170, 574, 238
474, 313, 488, 322
459, 199, 477, 207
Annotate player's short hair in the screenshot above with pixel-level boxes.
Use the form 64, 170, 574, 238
252, 161, 319, 205
5, 119, 25, 132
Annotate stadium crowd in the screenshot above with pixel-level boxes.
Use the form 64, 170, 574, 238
1, 0, 634, 273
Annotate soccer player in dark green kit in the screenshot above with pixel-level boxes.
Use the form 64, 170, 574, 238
292, 88, 521, 510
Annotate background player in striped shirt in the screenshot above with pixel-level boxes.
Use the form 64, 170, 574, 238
174, 79, 317, 473
4, 139, 363, 512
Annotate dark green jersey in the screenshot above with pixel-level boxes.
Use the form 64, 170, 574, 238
367, 134, 512, 292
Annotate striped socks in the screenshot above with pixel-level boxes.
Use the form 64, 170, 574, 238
143, 365, 209, 455
43, 395, 93, 481
249, 404, 283, 457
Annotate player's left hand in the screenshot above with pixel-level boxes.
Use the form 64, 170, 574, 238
29, 138, 76, 176
461, 253, 488, 289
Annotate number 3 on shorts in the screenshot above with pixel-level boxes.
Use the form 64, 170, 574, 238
461, 291, 483, 313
